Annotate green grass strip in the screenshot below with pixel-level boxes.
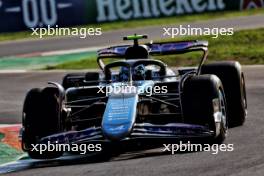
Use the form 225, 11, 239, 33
0, 133, 23, 165
0, 51, 96, 70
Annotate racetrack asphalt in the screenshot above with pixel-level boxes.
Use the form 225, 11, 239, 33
0, 15, 264, 57
0, 66, 263, 175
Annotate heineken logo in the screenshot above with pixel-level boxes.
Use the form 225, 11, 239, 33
240, 0, 264, 9
96, 0, 226, 22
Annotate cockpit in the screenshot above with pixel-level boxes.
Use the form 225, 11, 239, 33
104, 59, 167, 82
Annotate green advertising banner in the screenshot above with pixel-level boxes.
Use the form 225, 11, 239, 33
0, 0, 263, 32
83, 0, 263, 23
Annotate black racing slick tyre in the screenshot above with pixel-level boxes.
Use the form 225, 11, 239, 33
182, 75, 228, 144
22, 87, 63, 159
201, 61, 247, 127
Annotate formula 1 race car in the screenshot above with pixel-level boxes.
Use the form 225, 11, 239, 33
21, 35, 247, 159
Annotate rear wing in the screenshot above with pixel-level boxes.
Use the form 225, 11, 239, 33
149, 40, 208, 55
97, 40, 208, 58
97, 40, 208, 74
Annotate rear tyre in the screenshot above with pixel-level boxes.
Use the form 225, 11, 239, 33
182, 75, 228, 144
22, 87, 63, 159
202, 61, 247, 127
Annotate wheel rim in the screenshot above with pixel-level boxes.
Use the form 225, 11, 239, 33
241, 74, 248, 116
219, 90, 227, 131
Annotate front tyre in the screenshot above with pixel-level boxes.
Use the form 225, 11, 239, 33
22, 87, 63, 159
182, 75, 228, 144
202, 61, 247, 127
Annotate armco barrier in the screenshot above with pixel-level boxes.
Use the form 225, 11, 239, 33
0, 0, 263, 33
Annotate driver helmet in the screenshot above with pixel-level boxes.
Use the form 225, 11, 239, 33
134, 64, 146, 80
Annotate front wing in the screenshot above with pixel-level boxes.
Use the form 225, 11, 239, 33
39, 123, 214, 145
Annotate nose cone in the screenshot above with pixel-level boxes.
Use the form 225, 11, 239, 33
102, 123, 132, 141
102, 93, 138, 141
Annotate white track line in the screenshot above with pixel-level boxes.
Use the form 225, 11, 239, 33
41, 46, 105, 56
0, 124, 21, 128
0, 70, 27, 73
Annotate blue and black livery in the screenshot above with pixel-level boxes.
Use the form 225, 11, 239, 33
21, 35, 247, 159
